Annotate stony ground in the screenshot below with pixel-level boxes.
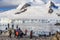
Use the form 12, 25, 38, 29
0, 36, 52, 40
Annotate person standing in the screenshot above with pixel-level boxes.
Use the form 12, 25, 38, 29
14, 29, 16, 37
18, 28, 24, 38
25, 29, 28, 36
9, 29, 12, 38
16, 30, 19, 38
30, 30, 33, 39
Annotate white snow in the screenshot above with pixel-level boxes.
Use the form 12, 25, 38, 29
0, 2, 59, 19
0, 0, 60, 35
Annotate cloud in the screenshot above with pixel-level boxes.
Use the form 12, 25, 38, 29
46, 0, 60, 3
0, 0, 28, 7
53, 0, 60, 3
0, 0, 16, 6
0, 0, 60, 7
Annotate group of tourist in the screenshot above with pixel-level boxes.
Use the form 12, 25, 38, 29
8, 26, 33, 39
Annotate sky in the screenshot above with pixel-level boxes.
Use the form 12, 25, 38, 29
0, 0, 60, 12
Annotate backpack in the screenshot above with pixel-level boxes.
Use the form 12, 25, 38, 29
16, 31, 19, 36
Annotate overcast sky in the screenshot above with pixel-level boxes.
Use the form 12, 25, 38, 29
0, 0, 29, 7
0, 0, 60, 12
0, 0, 60, 7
